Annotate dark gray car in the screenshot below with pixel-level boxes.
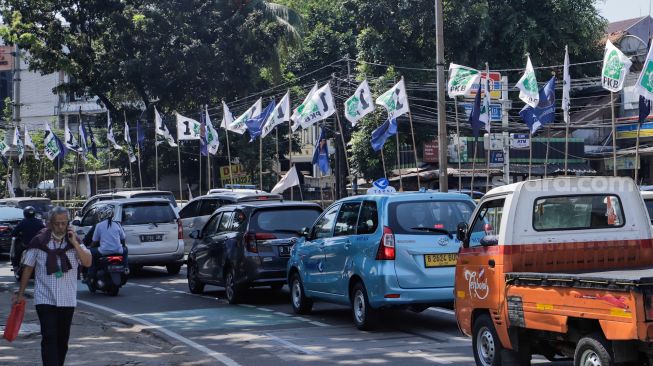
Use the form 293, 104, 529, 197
186, 201, 322, 304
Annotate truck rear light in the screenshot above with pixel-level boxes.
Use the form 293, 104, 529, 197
177, 219, 183, 240
376, 226, 395, 260
244, 232, 277, 253
384, 294, 400, 298
645, 290, 653, 321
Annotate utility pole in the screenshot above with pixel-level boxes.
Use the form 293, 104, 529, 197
12, 44, 20, 125
435, 0, 448, 192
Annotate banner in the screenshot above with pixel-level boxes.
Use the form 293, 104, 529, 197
261, 91, 290, 138
602, 39, 632, 92
376, 77, 409, 119
230, 99, 261, 135
516, 56, 539, 108
447, 64, 481, 97
291, 82, 318, 131
176, 113, 202, 140
344, 80, 374, 125
298, 83, 336, 129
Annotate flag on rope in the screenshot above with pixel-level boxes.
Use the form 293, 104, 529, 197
230, 99, 261, 135
562, 46, 571, 124
124, 121, 137, 163
312, 128, 330, 175
344, 80, 374, 126
370, 117, 398, 152
479, 76, 492, 134
176, 113, 202, 141
246, 100, 276, 142
447, 64, 481, 98
636, 43, 653, 100
640, 96, 651, 124
78, 123, 88, 161
516, 56, 539, 108
64, 121, 81, 153
24, 128, 39, 160
86, 121, 98, 158
468, 83, 483, 138
107, 111, 123, 151
12, 127, 24, 163
205, 106, 220, 155
200, 109, 208, 156
154, 107, 177, 147
136, 119, 146, 151
291, 82, 318, 132
602, 39, 632, 93
271, 165, 300, 194
376, 77, 410, 120
261, 91, 290, 138
519, 76, 557, 135
44, 122, 67, 169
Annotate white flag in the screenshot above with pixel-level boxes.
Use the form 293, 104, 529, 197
176, 113, 202, 140
291, 82, 318, 131
447, 64, 481, 98
562, 46, 571, 124
635, 44, 653, 100
298, 83, 335, 129
124, 121, 136, 163
12, 127, 24, 162
6, 179, 14, 198
229, 98, 261, 135
376, 77, 410, 119
479, 77, 492, 133
64, 121, 80, 153
271, 165, 300, 194
154, 106, 177, 147
261, 91, 291, 138
344, 80, 375, 125
107, 111, 123, 151
602, 39, 632, 93
24, 129, 39, 160
43, 123, 62, 161
516, 56, 539, 108
205, 106, 220, 155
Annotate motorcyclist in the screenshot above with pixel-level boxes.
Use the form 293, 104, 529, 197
11, 206, 45, 269
86, 205, 128, 278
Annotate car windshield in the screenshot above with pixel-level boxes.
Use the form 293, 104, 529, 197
0, 207, 25, 221
121, 202, 177, 226
388, 200, 475, 235
132, 193, 177, 207
250, 208, 322, 233
17, 200, 52, 213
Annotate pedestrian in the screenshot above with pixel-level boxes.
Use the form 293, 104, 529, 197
11, 206, 92, 366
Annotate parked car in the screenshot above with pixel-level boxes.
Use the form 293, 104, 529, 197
0, 207, 27, 253
72, 198, 184, 274
287, 192, 476, 330
75, 190, 178, 220
186, 201, 322, 304
0, 197, 53, 220
179, 191, 282, 253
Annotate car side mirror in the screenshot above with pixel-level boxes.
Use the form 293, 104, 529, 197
189, 229, 201, 239
480, 235, 498, 247
456, 222, 468, 246
74, 210, 81, 217
71, 219, 81, 226
298, 227, 310, 239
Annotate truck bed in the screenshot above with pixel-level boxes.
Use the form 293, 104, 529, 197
505, 266, 653, 292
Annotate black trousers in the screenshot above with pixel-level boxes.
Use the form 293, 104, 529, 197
35, 304, 75, 366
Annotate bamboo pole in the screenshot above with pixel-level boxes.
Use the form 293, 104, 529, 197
199, 139, 202, 196
611, 92, 617, 177
528, 131, 533, 180
259, 137, 263, 190
380, 148, 388, 179
564, 123, 569, 176
454, 98, 462, 190
275, 128, 280, 180
544, 126, 551, 178
407, 111, 421, 189
177, 142, 183, 201
470, 138, 478, 193
395, 133, 403, 191
288, 119, 293, 200
635, 122, 642, 183
155, 130, 159, 190
224, 125, 234, 187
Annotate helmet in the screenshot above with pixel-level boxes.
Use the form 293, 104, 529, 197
98, 205, 115, 222
23, 206, 36, 219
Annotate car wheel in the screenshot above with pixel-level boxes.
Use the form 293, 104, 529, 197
187, 260, 205, 294
290, 273, 313, 314
166, 263, 182, 275
351, 282, 378, 330
224, 268, 240, 304
574, 333, 613, 366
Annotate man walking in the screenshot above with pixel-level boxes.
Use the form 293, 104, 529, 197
12, 206, 92, 366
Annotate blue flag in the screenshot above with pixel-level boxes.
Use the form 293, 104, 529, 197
370, 117, 397, 152
519, 76, 556, 135
246, 101, 275, 142
136, 119, 146, 150
86, 122, 97, 158
312, 128, 330, 175
53, 131, 67, 171
468, 83, 483, 138
640, 96, 651, 124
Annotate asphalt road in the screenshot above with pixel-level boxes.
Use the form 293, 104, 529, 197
0, 260, 573, 366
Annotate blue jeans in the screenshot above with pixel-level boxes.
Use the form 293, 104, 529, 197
89, 246, 128, 277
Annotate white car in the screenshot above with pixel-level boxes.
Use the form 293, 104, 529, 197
74, 190, 179, 221
641, 191, 653, 226
72, 198, 184, 275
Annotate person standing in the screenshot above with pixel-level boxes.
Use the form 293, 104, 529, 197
11, 206, 92, 366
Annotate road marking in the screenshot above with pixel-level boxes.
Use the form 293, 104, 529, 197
171, 290, 186, 294
427, 307, 455, 316
257, 307, 274, 312
78, 299, 242, 366
309, 321, 329, 327
273, 311, 292, 317
239, 304, 255, 308
152, 287, 166, 292
263, 332, 317, 355
136, 284, 152, 288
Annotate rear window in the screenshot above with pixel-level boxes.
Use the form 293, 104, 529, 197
533, 194, 625, 231
18, 200, 52, 213
122, 203, 176, 226
388, 200, 475, 235
250, 208, 322, 232
132, 193, 177, 207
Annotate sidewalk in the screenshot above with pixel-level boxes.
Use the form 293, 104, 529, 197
0, 282, 211, 365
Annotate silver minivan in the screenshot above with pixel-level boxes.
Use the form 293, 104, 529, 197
72, 198, 184, 275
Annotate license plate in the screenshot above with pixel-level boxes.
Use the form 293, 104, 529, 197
424, 253, 458, 267
108, 265, 125, 272
278, 245, 291, 257
140, 234, 163, 242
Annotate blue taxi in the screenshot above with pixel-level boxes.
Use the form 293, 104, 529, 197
286, 192, 475, 330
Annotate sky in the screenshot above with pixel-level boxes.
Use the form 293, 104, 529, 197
599, 0, 653, 22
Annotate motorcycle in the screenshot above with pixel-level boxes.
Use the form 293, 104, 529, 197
9, 236, 32, 282
83, 254, 128, 296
